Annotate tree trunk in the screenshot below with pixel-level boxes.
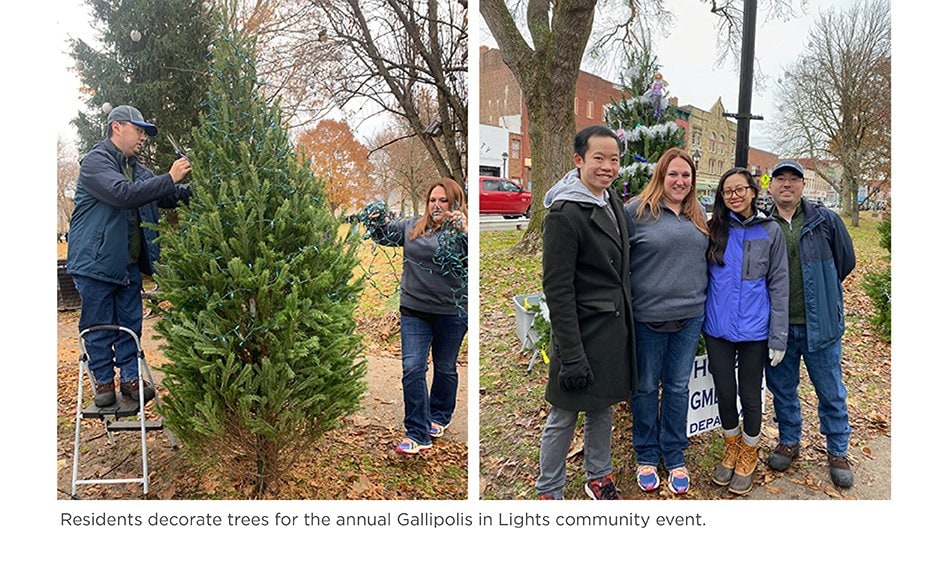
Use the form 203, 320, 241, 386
514, 89, 577, 253
844, 170, 860, 227
480, 0, 597, 255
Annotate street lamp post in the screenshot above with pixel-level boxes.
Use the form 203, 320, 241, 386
501, 152, 508, 178
723, 0, 763, 168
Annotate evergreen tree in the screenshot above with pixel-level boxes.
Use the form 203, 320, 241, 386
863, 216, 891, 340
605, 46, 686, 200
153, 25, 365, 498
70, 0, 212, 169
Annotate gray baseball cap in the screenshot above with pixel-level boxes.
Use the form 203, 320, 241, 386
772, 159, 805, 178
106, 105, 158, 137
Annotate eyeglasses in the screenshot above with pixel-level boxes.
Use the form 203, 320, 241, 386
722, 185, 750, 198
773, 175, 803, 184
122, 122, 147, 138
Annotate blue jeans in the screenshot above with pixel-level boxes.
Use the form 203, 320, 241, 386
765, 324, 850, 457
400, 313, 467, 443
631, 315, 704, 469
72, 264, 143, 385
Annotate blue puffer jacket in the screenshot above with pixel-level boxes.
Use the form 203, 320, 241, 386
704, 210, 789, 350
797, 199, 856, 351
67, 139, 191, 285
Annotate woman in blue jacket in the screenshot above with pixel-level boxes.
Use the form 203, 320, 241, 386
704, 167, 788, 495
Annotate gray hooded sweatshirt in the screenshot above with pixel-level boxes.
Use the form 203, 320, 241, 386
543, 169, 619, 232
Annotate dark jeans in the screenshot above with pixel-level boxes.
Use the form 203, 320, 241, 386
72, 264, 143, 385
631, 315, 704, 470
400, 313, 467, 443
705, 334, 767, 436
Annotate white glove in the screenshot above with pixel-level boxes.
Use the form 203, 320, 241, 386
769, 348, 785, 367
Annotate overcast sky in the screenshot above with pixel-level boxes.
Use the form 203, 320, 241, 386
479, 0, 863, 151
54, 0, 864, 153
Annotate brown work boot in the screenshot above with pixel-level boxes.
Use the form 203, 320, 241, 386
728, 440, 759, 495
120, 379, 155, 405
767, 442, 800, 471
712, 433, 742, 486
93, 380, 116, 407
828, 454, 855, 488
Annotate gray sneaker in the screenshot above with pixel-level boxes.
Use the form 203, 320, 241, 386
828, 454, 854, 488
767, 443, 799, 471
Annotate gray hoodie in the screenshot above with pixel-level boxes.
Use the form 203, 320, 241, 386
543, 169, 618, 230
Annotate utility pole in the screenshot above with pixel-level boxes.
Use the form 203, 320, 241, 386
724, 0, 763, 168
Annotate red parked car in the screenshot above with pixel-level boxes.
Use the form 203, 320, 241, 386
479, 176, 531, 219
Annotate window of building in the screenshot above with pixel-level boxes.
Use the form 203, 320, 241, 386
511, 139, 521, 159
574, 98, 578, 116
587, 100, 594, 119
710, 132, 717, 153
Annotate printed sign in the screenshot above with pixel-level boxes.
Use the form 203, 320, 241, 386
686, 355, 767, 437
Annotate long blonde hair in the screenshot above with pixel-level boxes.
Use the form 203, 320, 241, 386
409, 177, 467, 240
634, 147, 709, 235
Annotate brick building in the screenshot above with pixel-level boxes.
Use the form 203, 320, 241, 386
682, 98, 738, 192
748, 147, 779, 181
479, 47, 627, 189
479, 46, 797, 197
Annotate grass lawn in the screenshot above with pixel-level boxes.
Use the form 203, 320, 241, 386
478, 212, 891, 500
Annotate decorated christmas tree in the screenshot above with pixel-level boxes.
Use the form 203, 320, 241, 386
606, 47, 686, 200
153, 25, 365, 497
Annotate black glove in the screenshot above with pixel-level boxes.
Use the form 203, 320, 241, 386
559, 354, 594, 391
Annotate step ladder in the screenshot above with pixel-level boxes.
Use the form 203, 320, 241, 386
70, 325, 177, 497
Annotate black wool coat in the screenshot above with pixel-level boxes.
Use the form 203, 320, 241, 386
541, 192, 637, 412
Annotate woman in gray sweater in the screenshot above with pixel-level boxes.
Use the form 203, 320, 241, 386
624, 148, 709, 495
368, 178, 468, 455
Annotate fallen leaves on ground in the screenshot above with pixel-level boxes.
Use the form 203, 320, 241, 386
57, 240, 468, 499
479, 223, 891, 501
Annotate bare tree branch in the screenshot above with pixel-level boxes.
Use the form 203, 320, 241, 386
308, 0, 468, 184
768, 0, 890, 225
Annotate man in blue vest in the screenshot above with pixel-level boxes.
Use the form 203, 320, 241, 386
765, 159, 857, 488
67, 105, 192, 408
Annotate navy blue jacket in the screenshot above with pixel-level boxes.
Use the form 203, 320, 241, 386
704, 210, 789, 349
795, 199, 856, 351
67, 139, 191, 285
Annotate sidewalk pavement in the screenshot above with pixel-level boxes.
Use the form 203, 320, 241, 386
746, 433, 890, 500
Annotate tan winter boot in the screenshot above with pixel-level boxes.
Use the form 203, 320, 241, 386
728, 439, 759, 495
712, 433, 742, 486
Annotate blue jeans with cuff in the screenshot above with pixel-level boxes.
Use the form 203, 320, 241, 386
400, 313, 467, 444
765, 324, 850, 457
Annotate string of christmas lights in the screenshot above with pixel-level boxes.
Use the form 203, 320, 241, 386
355, 200, 468, 314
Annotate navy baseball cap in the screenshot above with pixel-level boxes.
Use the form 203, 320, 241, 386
106, 105, 158, 137
772, 159, 804, 178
